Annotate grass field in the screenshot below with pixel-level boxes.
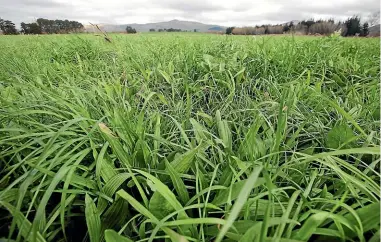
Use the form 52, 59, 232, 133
0, 33, 380, 242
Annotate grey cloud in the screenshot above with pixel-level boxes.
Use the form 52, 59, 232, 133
279, 0, 379, 16
0, 0, 379, 27
151, 0, 226, 12
212, 0, 379, 25
0, 0, 114, 26
152, 0, 379, 25
15, 0, 64, 8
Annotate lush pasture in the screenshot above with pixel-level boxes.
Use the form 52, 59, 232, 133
0, 33, 380, 242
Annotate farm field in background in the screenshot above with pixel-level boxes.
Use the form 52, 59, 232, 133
0, 33, 380, 242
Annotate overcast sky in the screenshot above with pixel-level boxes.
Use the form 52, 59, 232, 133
0, 0, 379, 27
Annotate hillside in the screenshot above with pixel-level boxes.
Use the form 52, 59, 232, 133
84, 19, 226, 32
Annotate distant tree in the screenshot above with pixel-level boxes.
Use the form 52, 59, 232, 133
361, 22, 369, 36
309, 21, 337, 35
0, 18, 4, 33
28, 23, 42, 34
345, 16, 361, 36
194, 29, 197, 32
69, 20, 84, 33
264, 26, 269, 34
158, 29, 164, 32
255, 26, 265, 35
37, 18, 50, 33
0, 18, 17, 35
226, 27, 234, 34
300, 19, 315, 33
20, 22, 27, 34
267, 25, 284, 34
283, 24, 290, 32
21, 22, 41, 34
288, 21, 294, 32
283, 22, 295, 33
126, 26, 137, 33
166, 28, 182, 32
149, 28, 155, 32
22, 18, 82, 34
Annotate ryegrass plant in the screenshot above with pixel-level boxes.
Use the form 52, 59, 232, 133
0, 33, 380, 242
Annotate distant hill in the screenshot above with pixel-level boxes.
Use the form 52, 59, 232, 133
85, 19, 226, 33
282, 20, 300, 25
208, 26, 224, 31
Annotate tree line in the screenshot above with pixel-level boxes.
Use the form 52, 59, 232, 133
1, 14, 377, 36
0, 17, 84, 35
126, 26, 197, 33
226, 16, 373, 37
0, 18, 17, 35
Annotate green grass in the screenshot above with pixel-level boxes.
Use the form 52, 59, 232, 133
0, 33, 380, 242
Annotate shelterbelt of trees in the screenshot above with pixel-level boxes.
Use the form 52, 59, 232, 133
1, 11, 379, 36
226, 17, 374, 37
0, 17, 84, 35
